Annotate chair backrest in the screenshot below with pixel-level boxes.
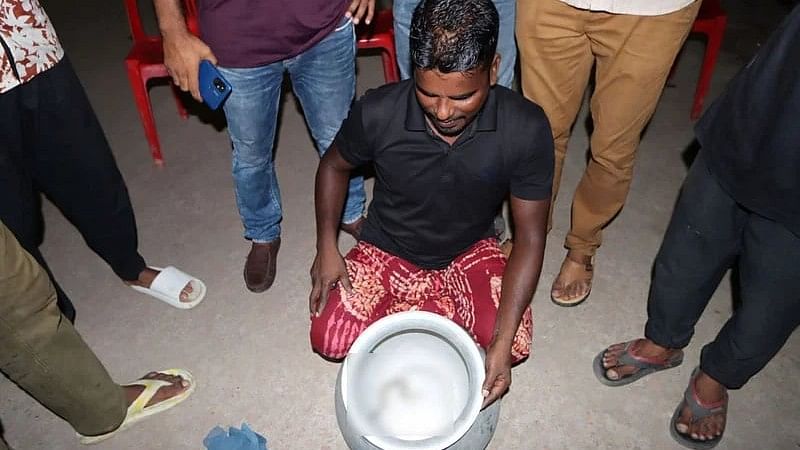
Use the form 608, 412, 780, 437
123, 0, 199, 43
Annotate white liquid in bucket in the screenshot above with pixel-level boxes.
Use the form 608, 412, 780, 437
345, 330, 471, 442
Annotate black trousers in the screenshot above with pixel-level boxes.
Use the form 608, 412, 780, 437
644, 151, 800, 389
0, 58, 146, 321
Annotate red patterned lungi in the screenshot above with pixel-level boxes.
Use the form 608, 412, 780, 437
310, 238, 532, 362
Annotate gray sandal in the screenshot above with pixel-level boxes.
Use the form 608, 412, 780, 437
669, 367, 727, 449
593, 339, 683, 387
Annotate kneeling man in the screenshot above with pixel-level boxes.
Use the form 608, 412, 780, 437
309, 0, 553, 406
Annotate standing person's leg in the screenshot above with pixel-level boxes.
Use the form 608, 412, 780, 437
218, 61, 285, 292
0, 67, 77, 321
493, 0, 517, 88
289, 17, 366, 228
596, 153, 746, 383
14, 58, 201, 307
516, 0, 594, 224
0, 192, 75, 322
440, 239, 532, 362
516, 0, 594, 304
21, 59, 146, 283
0, 221, 128, 437
700, 215, 800, 388
0, 221, 194, 445
393, 0, 419, 80
645, 157, 745, 348
668, 213, 800, 444
556, 2, 700, 304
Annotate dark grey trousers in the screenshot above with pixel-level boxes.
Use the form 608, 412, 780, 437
0, 57, 147, 322
644, 151, 800, 389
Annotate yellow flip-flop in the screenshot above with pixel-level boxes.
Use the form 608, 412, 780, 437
78, 369, 195, 445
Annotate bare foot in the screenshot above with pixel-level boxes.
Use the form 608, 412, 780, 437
601, 338, 680, 381
675, 370, 727, 442
551, 251, 593, 305
123, 371, 191, 408
126, 268, 194, 302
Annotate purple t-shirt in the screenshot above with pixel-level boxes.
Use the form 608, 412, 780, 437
198, 0, 350, 68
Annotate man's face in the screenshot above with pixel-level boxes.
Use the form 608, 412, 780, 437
414, 55, 499, 140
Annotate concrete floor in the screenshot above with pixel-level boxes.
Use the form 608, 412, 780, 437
2, 1, 798, 449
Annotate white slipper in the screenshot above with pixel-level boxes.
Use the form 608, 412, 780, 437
130, 266, 206, 309
78, 369, 196, 445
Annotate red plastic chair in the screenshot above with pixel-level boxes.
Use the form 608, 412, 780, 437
685, 0, 728, 120
123, 0, 199, 165
356, 9, 400, 84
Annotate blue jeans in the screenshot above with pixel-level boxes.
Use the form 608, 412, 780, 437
392, 0, 517, 87
219, 18, 366, 243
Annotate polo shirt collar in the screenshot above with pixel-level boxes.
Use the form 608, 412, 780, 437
405, 82, 498, 132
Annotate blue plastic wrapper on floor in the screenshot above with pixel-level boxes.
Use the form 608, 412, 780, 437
203, 423, 268, 450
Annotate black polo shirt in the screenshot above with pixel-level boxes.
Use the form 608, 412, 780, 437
334, 79, 554, 269
696, 6, 800, 238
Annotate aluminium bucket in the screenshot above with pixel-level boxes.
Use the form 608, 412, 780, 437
335, 311, 501, 450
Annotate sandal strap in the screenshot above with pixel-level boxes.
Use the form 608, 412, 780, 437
565, 253, 593, 272
123, 378, 173, 415
683, 368, 728, 424
616, 340, 683, 370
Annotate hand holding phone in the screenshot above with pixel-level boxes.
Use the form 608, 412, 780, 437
198, 60, 232, 110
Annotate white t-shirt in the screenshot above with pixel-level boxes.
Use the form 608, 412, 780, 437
558, 0, 695, 16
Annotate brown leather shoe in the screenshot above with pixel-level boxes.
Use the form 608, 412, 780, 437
340, 216, 365, 240
244, 238, 280, 293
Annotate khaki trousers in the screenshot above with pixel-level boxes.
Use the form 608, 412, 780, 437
0, 222, 126, 446
516, 0, 701, 256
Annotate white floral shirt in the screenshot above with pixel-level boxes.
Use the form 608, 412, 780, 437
0, 0, 63, 93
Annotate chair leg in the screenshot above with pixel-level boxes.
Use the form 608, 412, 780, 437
125, 65, 164, 165
691, 21, 726, 120
171, 84, 189, 119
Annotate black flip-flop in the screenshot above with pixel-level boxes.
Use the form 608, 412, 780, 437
669, 367, 727, 449
593, 339, 683, 387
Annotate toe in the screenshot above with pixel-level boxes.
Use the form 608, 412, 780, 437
675, 404, 692, 435
614, 364, 639, 378
551, 282, 565, 297
601, 344, 628, 368
568, 280, 589, 301
180, 281, 196, 302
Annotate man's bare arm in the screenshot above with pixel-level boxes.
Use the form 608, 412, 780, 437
153, 0, 217, 101
482, 195, 549, 407
309, 145, 357, 315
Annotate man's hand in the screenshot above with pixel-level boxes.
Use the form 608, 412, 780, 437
309, 248, 352, 316
162, 30, 217, 102
482, 341, 513, 408
346, 0, 375, 25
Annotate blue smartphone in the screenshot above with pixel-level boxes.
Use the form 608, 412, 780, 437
198, 60, 232, 110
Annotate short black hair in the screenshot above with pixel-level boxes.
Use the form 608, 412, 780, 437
410, 0, 499, 74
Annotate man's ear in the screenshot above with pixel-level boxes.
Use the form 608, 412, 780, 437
489, 54, 500, 86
